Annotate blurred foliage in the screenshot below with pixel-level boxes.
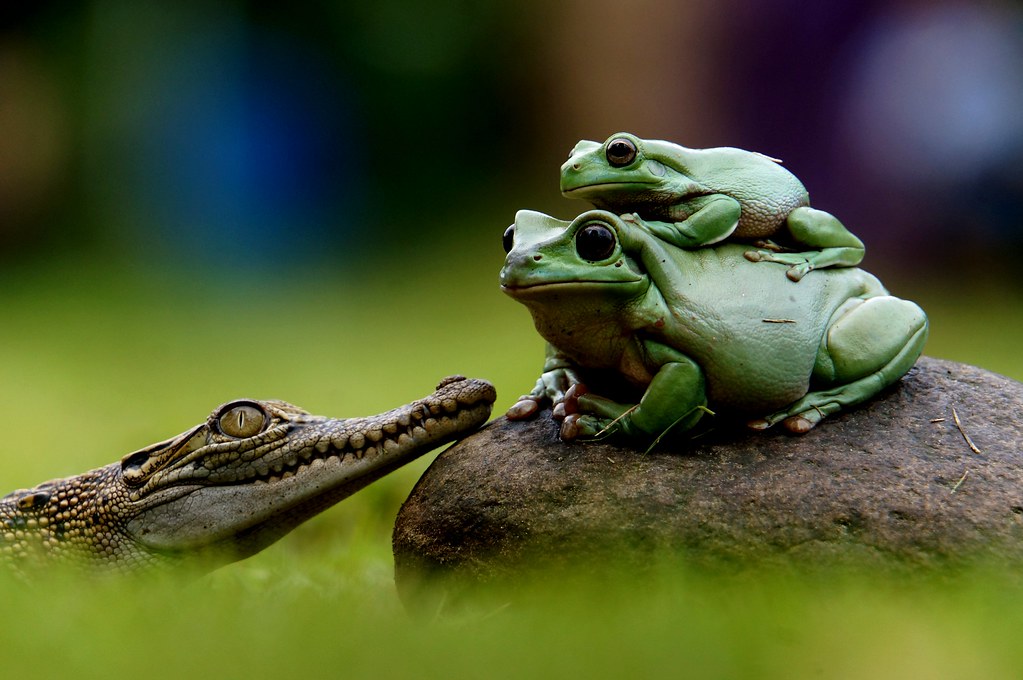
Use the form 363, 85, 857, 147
7, 553, 1023, 678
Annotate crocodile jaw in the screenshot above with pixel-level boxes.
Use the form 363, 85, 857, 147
125, 379, 494, 565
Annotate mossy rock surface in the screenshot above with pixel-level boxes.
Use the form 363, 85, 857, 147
393, 357, 1023, 609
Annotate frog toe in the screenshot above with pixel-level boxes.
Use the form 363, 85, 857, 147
559, 413, 582, 440
746, 417, 772, 430
782, 411, 820, 433
786, 262, 814, 282
561, 383, 589, 415
559, 414, 614, 441
506, 398, 541, 420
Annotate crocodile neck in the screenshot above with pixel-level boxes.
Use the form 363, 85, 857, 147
0, 376, 494, 576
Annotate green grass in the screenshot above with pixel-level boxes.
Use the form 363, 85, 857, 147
1, 242, 1021, 679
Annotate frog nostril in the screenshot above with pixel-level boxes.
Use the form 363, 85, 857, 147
572, 163, 581, 171
533, 254, 542, 261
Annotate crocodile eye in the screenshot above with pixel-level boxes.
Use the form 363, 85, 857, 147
576, 223, 617, 261
606, 138, 637, 167
120, 448, 152, 485
217, 402, 268, 438
503, 225, 515, 253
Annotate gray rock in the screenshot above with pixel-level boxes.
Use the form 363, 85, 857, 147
393, 357, 1023, 609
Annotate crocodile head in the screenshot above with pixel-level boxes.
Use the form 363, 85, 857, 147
116, 376, 495, 570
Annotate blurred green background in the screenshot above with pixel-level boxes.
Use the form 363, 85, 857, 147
2, 1, 1023, 678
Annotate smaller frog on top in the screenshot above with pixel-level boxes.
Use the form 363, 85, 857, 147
560, 132, 864, 281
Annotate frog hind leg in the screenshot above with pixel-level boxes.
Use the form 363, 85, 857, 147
568, 347, 708, 441
749, 296, 928, 433
744, 207, 865, 281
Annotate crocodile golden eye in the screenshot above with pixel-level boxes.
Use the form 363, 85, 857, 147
606, 138, 637, 167
503, 225, 515, 253
576, 223, 617, 261
217, 403, 267, 438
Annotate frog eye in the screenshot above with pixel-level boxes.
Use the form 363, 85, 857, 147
606, 138, 637, 167
576, 223, 617, 261
503, 225, 515, 253
216, 402, 269, 438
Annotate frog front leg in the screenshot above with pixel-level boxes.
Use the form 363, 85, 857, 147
749, 295, 928, 433
506, 343, 587, 420
744, 207, 865, 281
559, 343, 708, 442
625, 194, 741, 249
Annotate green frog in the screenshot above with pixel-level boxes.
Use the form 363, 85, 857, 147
560, 132, 865, 281
500, 209, 927, 442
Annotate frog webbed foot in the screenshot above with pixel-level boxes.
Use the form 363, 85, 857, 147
748, 403, 835, 434
749, 239, 793, 253
506, 366, 586, 421
554, 384, 637, 441
744, 207, 865, 281
743, 249, 815, 281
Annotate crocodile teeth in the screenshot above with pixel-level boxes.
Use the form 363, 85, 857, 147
366, 429, 383, 443
349, 433, 365, 449
315, 440, 330, 454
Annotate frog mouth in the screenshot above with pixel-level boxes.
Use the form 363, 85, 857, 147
563, 182, 654, 193
500, 279, 643, 295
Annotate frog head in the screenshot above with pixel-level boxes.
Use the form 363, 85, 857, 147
500, 209, 649, 305
560, 132, 682, 204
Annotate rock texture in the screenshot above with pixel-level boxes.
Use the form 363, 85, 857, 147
393, 357, 1023, 608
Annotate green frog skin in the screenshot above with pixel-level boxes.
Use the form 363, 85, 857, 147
500, 209, 927, 442
560, 132, 865, 281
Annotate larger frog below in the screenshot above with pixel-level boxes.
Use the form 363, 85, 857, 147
561, 132, 865, 281
501, 209, 927, 442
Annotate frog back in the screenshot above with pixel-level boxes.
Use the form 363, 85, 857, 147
650, 243, 885, 412
646, 141, 810, 238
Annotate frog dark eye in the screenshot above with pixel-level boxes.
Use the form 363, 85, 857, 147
606, 138, 637, 167
217, 402, 268, 438
503, 225, 515, 253
576, 223, 617, 261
